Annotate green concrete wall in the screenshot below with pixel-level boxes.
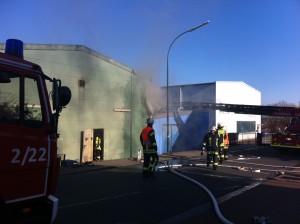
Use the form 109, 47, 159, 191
20, 44, 148, 160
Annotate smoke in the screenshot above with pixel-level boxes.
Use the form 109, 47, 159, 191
140, 76, 165, 118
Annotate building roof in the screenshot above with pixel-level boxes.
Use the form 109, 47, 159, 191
162, 81, 261, 94
0, 42, 135, 73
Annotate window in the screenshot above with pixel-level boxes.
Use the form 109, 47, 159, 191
0, 72, 20, 123
24, 77, 43, 127
0, 70, 44, 128
237, 121, 256, 133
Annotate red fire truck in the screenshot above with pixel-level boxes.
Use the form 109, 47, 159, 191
271, 117, 300, 152
0, 39, 71, 223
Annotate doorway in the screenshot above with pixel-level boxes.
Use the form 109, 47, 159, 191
93, 129, 104, 161
81, 128, 104, 163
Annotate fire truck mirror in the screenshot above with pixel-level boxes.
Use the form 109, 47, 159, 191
59, 86, 71, 107
0, 71, 11, 83
52, 78, 59, 111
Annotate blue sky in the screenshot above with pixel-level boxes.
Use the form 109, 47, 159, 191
1, 0, 299, 105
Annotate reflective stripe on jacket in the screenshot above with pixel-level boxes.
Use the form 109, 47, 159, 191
202, 132, 219, 151
217, 129, 226, 147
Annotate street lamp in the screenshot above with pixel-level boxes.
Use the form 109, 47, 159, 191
166, 20, 210, 153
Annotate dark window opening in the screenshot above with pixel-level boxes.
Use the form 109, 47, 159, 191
237, 121, 256, 133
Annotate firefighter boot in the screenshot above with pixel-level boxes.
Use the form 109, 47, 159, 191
219, 148, 224, 164
142, 169, 149, 178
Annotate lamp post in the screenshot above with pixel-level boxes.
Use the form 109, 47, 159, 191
166, 20, 210, 153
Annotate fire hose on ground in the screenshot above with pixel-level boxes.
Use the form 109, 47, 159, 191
166, 165, 234, 224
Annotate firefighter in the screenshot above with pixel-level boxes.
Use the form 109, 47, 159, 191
140, 118, 159, 178
217, 122, 228, 162
202, 126, 220, 170
94, 136, 102, 161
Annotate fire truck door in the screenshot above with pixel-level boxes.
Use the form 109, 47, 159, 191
0, 74, 50, 203
82, 129, 93, 162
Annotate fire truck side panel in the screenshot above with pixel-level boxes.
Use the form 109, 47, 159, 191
1, 169, 48, 202
0, 127, 51, 203
271, 133, 300, 150
0, 52, 55, 223
0, 71, 51, 203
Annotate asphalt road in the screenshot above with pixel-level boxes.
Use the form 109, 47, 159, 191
54, 145, 300, 224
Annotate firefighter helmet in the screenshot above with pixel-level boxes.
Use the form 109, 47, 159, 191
217, 123, 224, 128
146, 118, 154, 124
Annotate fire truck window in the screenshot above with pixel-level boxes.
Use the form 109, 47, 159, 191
24, 77, 43, 128
0, 73, 20, 124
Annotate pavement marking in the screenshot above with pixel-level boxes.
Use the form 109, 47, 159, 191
161, 168, 263, 224
230, 147, 257, 153
58, 191, 141, 209
178, 168, 262, 180
217, 181, 262, 204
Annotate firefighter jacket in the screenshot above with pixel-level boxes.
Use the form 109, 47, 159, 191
202, 132, 220, 151
95, 136, 102, 150
217, 128, 227, 147
140, 126, 157, 153
224, 132, 229, 149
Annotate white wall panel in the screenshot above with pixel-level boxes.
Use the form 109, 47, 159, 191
215, 81, 261, 133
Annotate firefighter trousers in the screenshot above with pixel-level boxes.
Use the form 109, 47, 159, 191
143, 152, 159, 177
94, 149, 101, 161
224, 147, 229, 160
206, 150, 219, 170
219, 146, 225, 163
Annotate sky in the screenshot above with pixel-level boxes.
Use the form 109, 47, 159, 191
1, 0, 300, 106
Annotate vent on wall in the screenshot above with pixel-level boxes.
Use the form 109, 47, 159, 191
78, 80, 85, 88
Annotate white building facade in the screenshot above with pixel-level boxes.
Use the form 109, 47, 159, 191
155, 81, 261, 153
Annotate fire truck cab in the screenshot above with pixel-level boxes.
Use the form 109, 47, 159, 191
271, 118, 300, 152
0, 39, 71, 223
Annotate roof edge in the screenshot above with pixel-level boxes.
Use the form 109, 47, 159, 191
0, 43, 135, 74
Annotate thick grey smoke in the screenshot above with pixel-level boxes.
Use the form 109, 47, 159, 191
140, 77, 165, 118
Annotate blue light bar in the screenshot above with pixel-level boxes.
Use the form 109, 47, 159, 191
5, 39, 24, 59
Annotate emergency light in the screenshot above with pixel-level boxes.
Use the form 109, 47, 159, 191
5, 39, 24, 59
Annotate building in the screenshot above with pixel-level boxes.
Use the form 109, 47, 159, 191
0, 41, 261, 159
154, 81, 261, 153
0, 42, 150, 161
